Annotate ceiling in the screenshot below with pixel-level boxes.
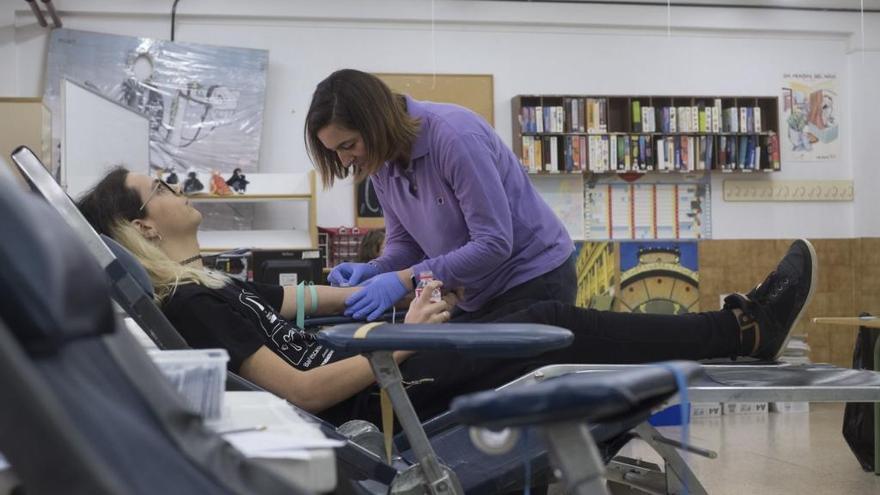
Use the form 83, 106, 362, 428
476, 0, 880, 12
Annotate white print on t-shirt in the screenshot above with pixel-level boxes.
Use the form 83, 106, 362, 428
237, 288, 317, 366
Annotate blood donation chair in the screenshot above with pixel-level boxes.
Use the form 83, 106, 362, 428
10, 145, 880, 495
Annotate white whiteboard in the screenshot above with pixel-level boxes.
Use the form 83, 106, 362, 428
62, 79, 150, 199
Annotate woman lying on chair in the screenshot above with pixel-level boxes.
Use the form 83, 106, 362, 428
77, 167, 817, 427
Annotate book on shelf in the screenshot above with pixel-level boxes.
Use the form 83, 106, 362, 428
767, 132, 780, 170
609, 136, 616, 172
723, 106, 738, 133
630, 135, 641, 171
565, 136, 576, 172
632, 100, 642, 133
719, 135, 728, 170
562, 98, 577, 132
713, 99, 723, 133
678, 135, 695, 171
577, 98, 585, 132
535, 105, 544, 133
737, 135, 748, 170
556, 106, 564, 134
700, 105, 709, 133
522, 136, 533, 171
655, 138, 665, 171
658, 137, 676, 172
696, 136, 705, 170
579, 135, 588, 171
637, 136, 647, 171
705, 134, 714, 170
754, 106, 762, 133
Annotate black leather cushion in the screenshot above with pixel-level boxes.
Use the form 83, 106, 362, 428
0, 176, 114, 350
318, 323, 573, 357
451, 361, 702, 428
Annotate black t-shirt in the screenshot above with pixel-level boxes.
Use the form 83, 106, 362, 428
162, 279, 338, 373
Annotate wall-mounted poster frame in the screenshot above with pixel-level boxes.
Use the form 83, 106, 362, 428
355, 73, 495, 228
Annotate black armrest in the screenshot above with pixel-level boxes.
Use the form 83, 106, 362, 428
317, 323, 573, 357
450, 361, 702, 428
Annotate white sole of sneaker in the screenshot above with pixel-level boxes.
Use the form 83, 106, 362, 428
772, 238, 818, 361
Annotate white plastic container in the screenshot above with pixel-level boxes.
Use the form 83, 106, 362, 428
148, 349, 229, 420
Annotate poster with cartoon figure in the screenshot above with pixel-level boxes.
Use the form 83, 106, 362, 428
782, 73, 840, 161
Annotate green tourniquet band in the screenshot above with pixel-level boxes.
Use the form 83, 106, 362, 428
296, 281, 305, 329
309, 283, 318, 314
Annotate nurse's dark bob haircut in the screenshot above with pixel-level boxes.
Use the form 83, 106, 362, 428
305, 69, 420, 188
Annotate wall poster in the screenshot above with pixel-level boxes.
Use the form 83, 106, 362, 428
782, 73, 840, 161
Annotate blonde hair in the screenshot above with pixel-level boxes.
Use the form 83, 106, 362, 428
111, 221, 228, 302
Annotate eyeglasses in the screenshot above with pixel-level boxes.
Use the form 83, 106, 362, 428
139, 179, 181, 212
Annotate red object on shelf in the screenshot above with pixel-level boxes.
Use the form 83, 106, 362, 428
318, 226, 372, 268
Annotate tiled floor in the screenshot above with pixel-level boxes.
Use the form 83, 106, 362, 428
614, 403, 880, 494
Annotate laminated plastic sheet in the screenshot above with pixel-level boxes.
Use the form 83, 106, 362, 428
44, 28, 268, 177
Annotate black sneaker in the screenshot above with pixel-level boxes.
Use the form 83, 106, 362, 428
723, 239, 817, 361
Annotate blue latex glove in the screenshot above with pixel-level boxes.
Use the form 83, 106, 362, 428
328, 262, 379, 287
344, 272, 408, 321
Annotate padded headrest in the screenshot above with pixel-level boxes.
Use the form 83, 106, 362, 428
101, 234, 154, 296
0, 174, 114, 351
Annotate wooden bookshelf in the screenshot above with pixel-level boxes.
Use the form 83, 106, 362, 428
512, 95, 781, 175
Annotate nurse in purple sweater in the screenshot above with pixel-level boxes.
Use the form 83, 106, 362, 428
305, 69, 574, 321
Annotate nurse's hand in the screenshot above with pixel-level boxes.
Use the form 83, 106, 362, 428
328, 262, 378, 287
344, 271, 411, 321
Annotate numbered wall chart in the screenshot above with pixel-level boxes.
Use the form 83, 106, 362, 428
585, 182, 711, 240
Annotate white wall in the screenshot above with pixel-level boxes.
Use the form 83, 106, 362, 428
3, 0, 878, 238
850, 49, 880, 238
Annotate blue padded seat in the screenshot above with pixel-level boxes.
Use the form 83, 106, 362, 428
318, 323, 574, 357
450, 361, 702, 428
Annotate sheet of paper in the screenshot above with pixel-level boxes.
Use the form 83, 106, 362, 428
207, 391, 343, 460
222, 430, 344, 457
